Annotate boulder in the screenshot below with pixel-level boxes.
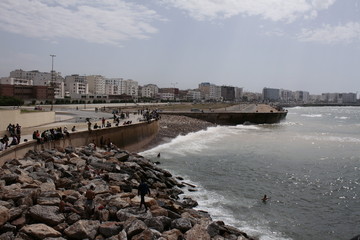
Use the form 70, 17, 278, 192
144, 217, 165, 232
171, 218, 192, 233
0, 206, 10, 226
20, 223, 61, 239
64, 220, 100, 240
124, 219, 148, 238
28, 205, 65, 226
132, 228, 155, 240
98, 221, 122, 238
185, 222, 211, 240
162, 228, 183, 240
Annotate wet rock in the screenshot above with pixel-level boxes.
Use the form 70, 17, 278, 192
162, 228, 183, 240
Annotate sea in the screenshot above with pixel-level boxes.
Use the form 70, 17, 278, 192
141, 106, 360, 240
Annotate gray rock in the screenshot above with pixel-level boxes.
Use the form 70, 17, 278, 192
98, 221, 122, 237
0, 231, 15, 240
125, 219, 147, 239
28, 205, 65, 226
64, 220, 100, 240
144, 217, 164, 232
171, 218, 192, 233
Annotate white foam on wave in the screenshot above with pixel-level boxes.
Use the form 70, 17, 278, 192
300, 135, 360, 143
177, 176, 292, 240
141, 125, 261, 157
334, 116, 349, 120
301, 114, 322, 118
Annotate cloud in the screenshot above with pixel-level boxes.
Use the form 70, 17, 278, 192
297, 22, 360, 44
158, 0, 336, 22
0, 0, 164, 45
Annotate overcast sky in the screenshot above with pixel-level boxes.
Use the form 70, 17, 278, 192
0, 0, 359, 94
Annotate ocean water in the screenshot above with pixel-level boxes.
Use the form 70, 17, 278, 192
141, 107, 360, 240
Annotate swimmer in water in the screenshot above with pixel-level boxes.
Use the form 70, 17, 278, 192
262, 194, 269, 203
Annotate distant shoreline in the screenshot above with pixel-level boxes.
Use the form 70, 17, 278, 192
280, 103, 360, 108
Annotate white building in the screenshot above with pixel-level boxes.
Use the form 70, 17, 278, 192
122, 79, 138, 98
0, 77, 33, 85
187, 90, 201, 101
294, 91, 310, 103
64, 74, 88, 98
141, 84, 159, 98
159, 92, 175, 100
9, 69, 65, 98
87, 75, 106, 95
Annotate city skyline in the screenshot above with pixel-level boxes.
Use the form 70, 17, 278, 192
1, 0, 360, 95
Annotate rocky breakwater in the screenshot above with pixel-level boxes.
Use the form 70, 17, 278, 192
0, 145, 255, 240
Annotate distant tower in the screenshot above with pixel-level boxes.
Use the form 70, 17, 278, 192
50, 54, 56, 86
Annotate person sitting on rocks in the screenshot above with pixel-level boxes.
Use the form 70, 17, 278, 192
59, 195, 80, 215
138, 179, 151, 212
71, 126, 76, 132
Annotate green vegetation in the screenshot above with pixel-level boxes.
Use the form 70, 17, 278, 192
0, 96, 24, 106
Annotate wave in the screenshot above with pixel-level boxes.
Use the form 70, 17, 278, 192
300, 114, 322, 118
166, 170, 292, 240
300, 135, 360, 143
334, 116, 349, 120
141, 125, 262, 157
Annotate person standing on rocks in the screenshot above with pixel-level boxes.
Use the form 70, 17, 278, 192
138, 179, 150, 212
85, 185, 96, 218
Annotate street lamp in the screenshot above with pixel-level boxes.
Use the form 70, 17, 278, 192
50, 54, 56, 111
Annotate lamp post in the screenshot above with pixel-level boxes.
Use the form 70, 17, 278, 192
50, 54, 56, 111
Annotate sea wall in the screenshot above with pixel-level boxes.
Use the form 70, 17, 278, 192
0, 120, 159, 166
0, 109, 55, 130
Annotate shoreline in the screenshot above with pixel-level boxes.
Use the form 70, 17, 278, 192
0, 141, 256, 240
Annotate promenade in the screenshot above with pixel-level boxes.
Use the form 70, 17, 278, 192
0, 107, 142, 147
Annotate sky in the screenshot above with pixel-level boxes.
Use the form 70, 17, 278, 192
0, 0, 360, 94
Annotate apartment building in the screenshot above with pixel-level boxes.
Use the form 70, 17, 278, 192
64, 74, 88, 98
87, 75, 106, 95
141, 84, 159, 98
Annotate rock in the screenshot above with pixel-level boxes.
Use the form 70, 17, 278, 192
1, 174, 19, 185
124, 219, 148, 239
144, 217, 164, 232
64, 220, 100, 240
0, 232, 15, 240
108, 196, 131, 209
132, 228, 155, 240
98, 222, 122, 238
185, 222, 211, 240
20, 223, 61, 239
150, 206, 168, 217
171, 218, 192, 233
28, 205, 65, 226
116, 207, 152, 222
0, 206, 10, 226
162, 228, 183, 240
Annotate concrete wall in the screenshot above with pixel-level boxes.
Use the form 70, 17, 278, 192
0, 120, 159, 166
0, 109, 55, 130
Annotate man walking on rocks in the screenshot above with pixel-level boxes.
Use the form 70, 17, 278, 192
138, 179, 150, 212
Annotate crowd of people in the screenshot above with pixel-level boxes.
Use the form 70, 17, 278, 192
32, 127, 68, 143
0, 123, 22, 151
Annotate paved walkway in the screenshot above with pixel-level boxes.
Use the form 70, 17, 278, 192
1, 109, 143, 147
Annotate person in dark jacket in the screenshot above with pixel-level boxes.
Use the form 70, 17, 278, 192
138, 179, 150, 211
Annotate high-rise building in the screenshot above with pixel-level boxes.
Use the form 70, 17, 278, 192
263, 88, 281, 101
87, 75, 106, 95
64, 74, 88, 98
141, 84, 159, 98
